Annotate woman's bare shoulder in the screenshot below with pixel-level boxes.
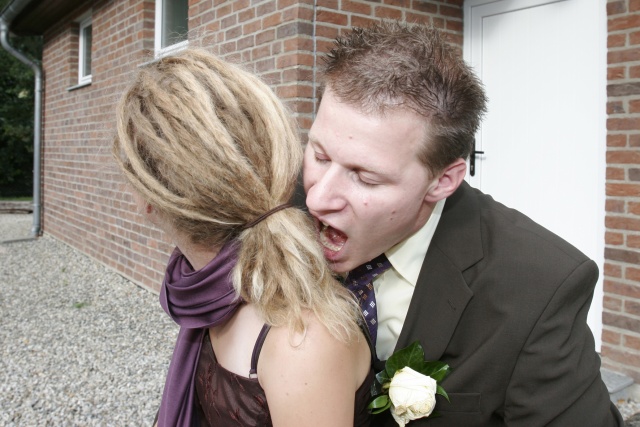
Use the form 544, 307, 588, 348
257, 313, 370, 427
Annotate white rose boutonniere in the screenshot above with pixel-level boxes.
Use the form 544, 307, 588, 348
389, 367, 437, 426
369, 341, 451, 426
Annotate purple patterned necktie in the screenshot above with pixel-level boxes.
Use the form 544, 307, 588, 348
346, 254, 392, 347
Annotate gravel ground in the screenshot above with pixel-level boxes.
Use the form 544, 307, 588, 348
0, 214, 177, 426
1, 213, 639, 425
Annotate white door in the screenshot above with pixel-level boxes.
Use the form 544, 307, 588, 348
464, 0, 606, 349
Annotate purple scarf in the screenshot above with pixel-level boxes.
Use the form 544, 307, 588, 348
157, 240, 242, 427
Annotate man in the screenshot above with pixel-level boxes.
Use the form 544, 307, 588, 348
302, 22, 623, 426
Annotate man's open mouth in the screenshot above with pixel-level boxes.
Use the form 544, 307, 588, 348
319, 222, 347, 252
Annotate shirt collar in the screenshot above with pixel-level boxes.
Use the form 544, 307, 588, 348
386, 199, 445, 286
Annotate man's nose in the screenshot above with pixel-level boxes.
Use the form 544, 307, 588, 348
306, 167, 346, 214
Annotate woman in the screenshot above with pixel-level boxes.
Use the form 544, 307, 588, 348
112, 49, 373, 427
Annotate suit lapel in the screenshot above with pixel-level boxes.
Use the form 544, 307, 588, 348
394, 182, 483, 361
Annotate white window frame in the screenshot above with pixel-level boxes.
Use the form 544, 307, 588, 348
155, 0, 189, 58
78, 15, 92, 85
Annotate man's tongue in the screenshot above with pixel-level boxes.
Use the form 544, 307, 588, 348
319, 224, 347, 252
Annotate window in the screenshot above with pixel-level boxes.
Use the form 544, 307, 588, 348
78, 16, 92, 85
155, 0, 189, 56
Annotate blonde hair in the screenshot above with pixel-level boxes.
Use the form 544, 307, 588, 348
113, 49, 360, 341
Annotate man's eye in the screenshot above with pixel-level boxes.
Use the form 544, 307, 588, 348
354, 173, 377, 187
314, 154, 329, 163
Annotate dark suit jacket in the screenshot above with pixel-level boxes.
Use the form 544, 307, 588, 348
372, 182, 623, 427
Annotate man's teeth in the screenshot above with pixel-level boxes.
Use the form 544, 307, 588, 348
320, 223, 344, 251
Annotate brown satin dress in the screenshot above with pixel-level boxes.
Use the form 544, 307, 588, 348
194, 325, 373, 427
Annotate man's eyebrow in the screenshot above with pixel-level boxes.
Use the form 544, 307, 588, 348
307, 135, 322, 148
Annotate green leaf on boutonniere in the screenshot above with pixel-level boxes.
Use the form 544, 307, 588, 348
437, 385, 450, 402
385, 341, 426, 378
374, 370, 391, 394
417, 360, 451, 382
368, 394, 391, 414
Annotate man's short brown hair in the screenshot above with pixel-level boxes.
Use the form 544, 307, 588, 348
321, 21, 488, 176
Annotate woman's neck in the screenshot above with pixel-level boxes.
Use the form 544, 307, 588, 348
173, 232, 221, 271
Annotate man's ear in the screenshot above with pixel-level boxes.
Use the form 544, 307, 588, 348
424, 158, 467, 203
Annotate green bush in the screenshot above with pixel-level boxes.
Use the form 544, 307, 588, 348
0, 28, 42, 198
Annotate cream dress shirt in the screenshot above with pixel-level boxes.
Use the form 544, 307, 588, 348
374, 199, 445, 360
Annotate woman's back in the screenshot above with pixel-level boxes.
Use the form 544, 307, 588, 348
197, 304, 373, 426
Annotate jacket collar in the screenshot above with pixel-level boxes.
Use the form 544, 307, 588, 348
393, 181, 483, 361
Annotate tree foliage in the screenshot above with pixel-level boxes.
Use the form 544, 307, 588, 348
0, 1, 42, 197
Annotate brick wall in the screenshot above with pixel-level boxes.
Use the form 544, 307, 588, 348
39, 0, 463, 293
603, 0, 640, 382
41, 0, 168, 291
31, 0, 640, 386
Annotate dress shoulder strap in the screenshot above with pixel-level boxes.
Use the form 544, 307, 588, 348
249, 323, 271, 378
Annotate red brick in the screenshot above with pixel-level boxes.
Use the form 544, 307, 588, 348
605, 261, 624, 277
629, 235, 640, 249
446, 19, 463, 33
609, 14, 640, 32
317, 0, 339, 10
605, 231, 625, 245
605, 280, 640, 298
255, 29, 275, 44
607, 117, 640, 131
375, 6, 403, 20
296, 115, 313, 131
625, 300, 640, 316
626, 266, 640, 281
608, 82, 640, 96
602, 295, 622, 311
607, 166, 626, 180
256, 1, 276, 16
609, 33, 627, 47
262, 12, 282, 29
604, 247, 640, 264
384, 0, 410, 6
608, 101, 625, 114
630, 100, 640, 113
608, 0, 627, 15
601, 347, 640, 378
405, 12, 432, 27
351, 15, 380, 29
631, 168, 640, 182
233, 0, 250, 11
342, 0, 372, 15
603, 329, 622, 345
607, 133, 627, 147
276, 52, 314, 68
625, 335, 640, 350
603, 311, 640, 332
276, 83, 314, 98
242, 19, 262, 34
238, 8, 255, 22
316, 10, 348, 25
414, 1, 437, 14
215, 3, 233, 18
440, 5, 462, 19
629, 201, 640, 214
607, 150, 640, 164
605, 183, 640, 197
